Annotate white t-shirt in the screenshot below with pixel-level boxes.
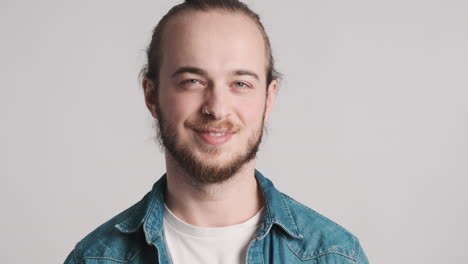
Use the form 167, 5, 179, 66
163, 204, 264, 264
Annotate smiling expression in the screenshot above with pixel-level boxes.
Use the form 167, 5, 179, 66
145, 10, 277, 183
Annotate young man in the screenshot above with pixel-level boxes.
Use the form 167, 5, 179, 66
64, 0, 368, 263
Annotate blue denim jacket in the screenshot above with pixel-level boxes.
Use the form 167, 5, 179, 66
64, 170, 368, 263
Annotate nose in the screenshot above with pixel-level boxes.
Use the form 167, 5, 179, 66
202, 83, 232, 120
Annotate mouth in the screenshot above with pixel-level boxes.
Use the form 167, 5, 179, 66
193, 128, 235, 145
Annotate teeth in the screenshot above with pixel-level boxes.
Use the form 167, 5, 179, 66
208, 132, 227, 137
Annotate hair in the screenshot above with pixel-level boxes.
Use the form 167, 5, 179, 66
140, 0, 281, 89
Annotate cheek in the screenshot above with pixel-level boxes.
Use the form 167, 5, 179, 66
237, 96, 267, 125
159, 90, 201, 124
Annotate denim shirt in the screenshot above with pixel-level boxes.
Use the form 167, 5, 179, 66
64, 170, 368, 264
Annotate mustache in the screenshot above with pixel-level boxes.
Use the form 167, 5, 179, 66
185, 118, 240, 133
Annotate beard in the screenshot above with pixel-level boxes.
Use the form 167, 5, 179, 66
154, 104, 265, 184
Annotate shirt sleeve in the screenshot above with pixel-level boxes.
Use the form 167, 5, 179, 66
63, 249, 76, 264
357, 240, 369, 264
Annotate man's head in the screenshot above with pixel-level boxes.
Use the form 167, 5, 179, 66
141, 0, 280, 90
142, 0, 279, 184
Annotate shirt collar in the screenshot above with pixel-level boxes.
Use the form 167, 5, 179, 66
114, 175, 167, 244
254, 170, 303, 239
114, 170, 302, 244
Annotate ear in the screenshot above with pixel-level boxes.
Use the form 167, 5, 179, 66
142, 77, 159, 120
264, 80, 278, 122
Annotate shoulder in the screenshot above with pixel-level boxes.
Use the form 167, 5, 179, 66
279, 193, 368, 263
67, 198, 150, 263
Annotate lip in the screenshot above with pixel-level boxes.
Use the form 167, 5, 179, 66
194, 129, 234, 145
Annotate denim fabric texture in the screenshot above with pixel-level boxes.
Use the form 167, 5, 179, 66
64, 170, 369, 264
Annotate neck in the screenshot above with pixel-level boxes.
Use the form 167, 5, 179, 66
164, 153, 264, 227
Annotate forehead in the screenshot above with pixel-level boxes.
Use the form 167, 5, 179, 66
160, 10, 267, 80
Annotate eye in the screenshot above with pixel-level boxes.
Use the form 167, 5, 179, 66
185, 79, 199, 84
235, 81, 246, 87
233, 81, 251, 89
180, 79, 204, 89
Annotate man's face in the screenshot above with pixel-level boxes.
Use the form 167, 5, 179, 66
148, 10, 276, 184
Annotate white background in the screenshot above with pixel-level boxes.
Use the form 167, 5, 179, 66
1, 0, 467, 263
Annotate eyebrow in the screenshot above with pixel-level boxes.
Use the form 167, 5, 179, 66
171, 66, 260, 81
233, 69, 259, 81
171, 66, 207, 78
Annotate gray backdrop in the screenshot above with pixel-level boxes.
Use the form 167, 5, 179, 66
1, 0, 467, 263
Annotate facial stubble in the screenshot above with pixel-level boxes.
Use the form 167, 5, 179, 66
154, 100, 265, 184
